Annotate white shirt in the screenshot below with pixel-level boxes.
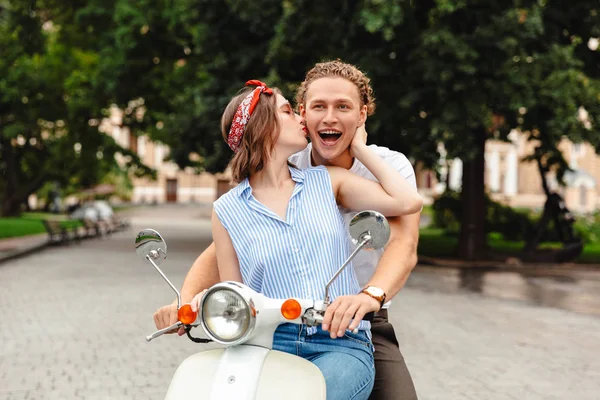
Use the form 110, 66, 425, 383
289, 143, 417, 308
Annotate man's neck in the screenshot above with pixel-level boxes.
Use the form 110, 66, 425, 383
310, 148, 354, 170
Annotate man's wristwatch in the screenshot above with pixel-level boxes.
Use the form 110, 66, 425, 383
360, 286, 386, 309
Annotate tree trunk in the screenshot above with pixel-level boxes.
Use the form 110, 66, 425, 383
0, 135, 48, 217
458, 130, 488, 260
0, 196, 22, 217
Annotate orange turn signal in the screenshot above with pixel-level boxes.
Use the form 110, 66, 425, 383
178, 304, 197, 325
281, 299, 302, 320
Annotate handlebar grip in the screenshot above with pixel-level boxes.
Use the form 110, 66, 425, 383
146, 321, 183, 342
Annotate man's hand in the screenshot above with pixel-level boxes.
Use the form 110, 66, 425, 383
153, 303, 185, 336
350, 124, 368, 157
321, 293, 380, 338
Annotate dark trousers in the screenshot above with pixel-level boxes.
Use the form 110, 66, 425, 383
369, 310, 418, 400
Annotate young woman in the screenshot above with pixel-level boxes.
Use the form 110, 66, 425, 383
192, 80, 422, 400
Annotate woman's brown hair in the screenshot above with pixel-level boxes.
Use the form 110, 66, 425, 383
221, 87, 282, 183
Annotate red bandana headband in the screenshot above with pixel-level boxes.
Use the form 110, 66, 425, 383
227, 80, 273, 152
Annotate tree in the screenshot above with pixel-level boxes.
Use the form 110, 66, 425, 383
387, 1, 600, 259
44, 0, 599, 262
0, 0, 153, 216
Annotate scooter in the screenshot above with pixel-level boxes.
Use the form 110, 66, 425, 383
134, 210, 390, 400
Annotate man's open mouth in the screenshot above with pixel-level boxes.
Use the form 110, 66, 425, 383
318, 130, 342, 145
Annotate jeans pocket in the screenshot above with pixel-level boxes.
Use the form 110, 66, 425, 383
343, 331, 373, 350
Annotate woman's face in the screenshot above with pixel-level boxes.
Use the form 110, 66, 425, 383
275, 93, 308, 155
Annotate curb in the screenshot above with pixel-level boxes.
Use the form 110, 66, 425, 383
0, 240, 49, 265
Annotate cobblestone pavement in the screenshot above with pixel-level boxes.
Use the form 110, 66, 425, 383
1, 207, 599, 400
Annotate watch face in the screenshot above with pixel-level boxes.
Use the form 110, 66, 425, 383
367, 287, 384, 297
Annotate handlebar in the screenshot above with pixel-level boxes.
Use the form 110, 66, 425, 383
146, 321, 184, 342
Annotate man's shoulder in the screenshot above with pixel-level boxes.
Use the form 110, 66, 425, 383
367, 144, 411, 165
289, 144, 312, 169
352, 144, 416, 188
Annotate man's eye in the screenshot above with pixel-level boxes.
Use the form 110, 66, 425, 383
339, 104, 349, 109
313, 104, 324, 109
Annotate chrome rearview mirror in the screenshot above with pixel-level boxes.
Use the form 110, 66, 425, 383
349, 210, 390, 251
135, 229, 181, 309
323, 211, 390, 305
135, 229, 168, 264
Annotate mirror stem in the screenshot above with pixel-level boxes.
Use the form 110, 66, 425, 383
146, 254, 181, 308
323, 233, 372, 305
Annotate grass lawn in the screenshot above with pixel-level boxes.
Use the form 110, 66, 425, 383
0, 212, 82, 239
418, 227, 600, 264
421, 204, 433, 218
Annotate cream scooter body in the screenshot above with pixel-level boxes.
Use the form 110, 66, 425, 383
164, 291, 327, 400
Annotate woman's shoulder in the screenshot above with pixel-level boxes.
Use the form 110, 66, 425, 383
214, 179, 250, 209
303, 165, 328, 174
292, 165, 330, 183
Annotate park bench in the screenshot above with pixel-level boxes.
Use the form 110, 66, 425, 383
109, 215, 131, 231
79, 218, 102, 238
42, 220, 81, 245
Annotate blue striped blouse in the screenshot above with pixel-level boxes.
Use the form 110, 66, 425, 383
213, 165, 369, 331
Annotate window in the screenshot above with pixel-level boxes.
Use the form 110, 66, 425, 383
579, 186, 588, 208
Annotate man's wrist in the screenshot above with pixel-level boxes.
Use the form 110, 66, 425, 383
360, 286, 387, 310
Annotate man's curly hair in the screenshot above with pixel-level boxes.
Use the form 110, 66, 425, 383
295, 60, 376, 116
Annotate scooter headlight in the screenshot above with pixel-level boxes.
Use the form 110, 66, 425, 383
201, 285, 256, 344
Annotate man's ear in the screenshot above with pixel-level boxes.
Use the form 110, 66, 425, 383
358, 104, 368, 126
299, 104, 306, 118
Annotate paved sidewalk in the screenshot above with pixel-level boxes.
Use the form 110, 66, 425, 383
0, 233, 48, 264
0, 209, 599, 400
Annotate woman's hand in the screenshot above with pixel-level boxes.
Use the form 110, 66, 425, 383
350, 124, 368, 157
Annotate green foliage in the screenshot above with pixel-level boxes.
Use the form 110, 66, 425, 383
434, 190, 600, 245
432, 190, 536, 241
574, 212, 600, 244
418, 226, 600, 263
0, 0, 153, 216
2, 0, 600, 258
0, 213, 83, 239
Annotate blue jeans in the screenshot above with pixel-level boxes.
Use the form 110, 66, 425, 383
273, 323, 375, 400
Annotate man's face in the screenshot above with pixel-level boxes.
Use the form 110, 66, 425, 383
300, 77, 367, 167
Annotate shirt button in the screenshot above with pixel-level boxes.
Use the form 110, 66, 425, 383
294, 248, 300, 253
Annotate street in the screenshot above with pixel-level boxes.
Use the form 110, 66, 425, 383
1, 206, 599, 400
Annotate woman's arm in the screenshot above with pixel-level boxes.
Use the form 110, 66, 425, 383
211, 209, 243, 283
328, 124, 422, 215
327, 155, 422, 217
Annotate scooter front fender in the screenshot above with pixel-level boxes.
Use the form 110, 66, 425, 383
165, 346, 326, 400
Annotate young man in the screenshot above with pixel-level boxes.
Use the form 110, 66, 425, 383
153, 60, 420, 400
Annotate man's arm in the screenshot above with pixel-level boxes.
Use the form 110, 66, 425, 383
180, 242, 220, 302
363, 212, 420, 300
152, 242, 220, 334
322, 211, 420, 337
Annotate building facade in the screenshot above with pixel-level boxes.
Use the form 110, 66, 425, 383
415, 130, 599, 214
101, 106, 219, 204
